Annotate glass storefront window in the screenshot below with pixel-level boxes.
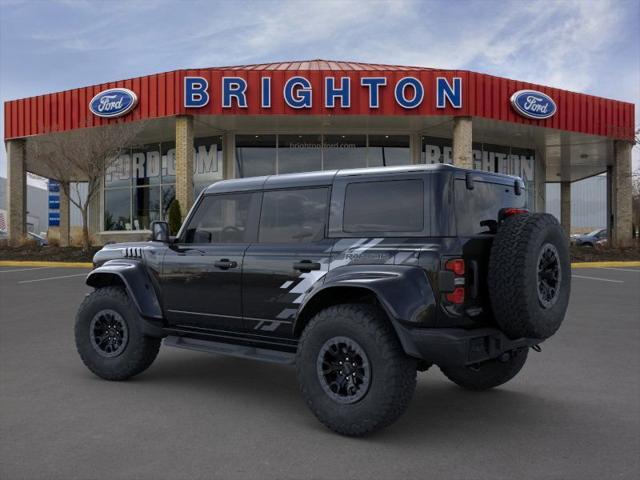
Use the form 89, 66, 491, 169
368, 135, 410, 166
194, 136, 223, 198
105, 153, 131, 188
132, 143, 162, 187
161, 141, 176, 184
236, 134, 277, 177
104, 188, 131, 231
132, 186, 161, 230
161, 185, 176, 219
278, 134, 322, 174
322, 134, 367, 170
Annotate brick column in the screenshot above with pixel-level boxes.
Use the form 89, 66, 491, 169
560, 181, 571, 236
452, 117, 473, 169
175, 115, 194, 219
59, 181, 70, 247
6, 139, 27, 245
222, 133, 236, 180
610, 141, 633, 247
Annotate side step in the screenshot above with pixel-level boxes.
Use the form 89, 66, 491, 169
164, 335, 296, 365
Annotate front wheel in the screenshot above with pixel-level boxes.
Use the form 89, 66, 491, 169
440, 348, 528, 391
296, 304, 417, 437
75, 286, 161, 381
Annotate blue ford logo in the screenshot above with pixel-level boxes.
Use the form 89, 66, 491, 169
89, 88, 138, 118
510, 90, 556, 120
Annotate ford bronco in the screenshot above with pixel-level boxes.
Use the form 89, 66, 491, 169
75, 164, 570, 436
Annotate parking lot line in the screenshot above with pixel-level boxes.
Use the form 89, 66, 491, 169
597, 267, 640, 273
18, 273, 88, 284
0, 266, 54, 273
572, 274, 624, 283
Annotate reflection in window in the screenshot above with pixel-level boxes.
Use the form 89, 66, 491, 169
104, 188, 131, 231
323, 135, 367, 170
368, 135, 410, 166
184, 193, 252, 244
259, 188, 328, 243
133, 186, 160, 230
236, 135, 277, 177
278, 134, 322, 174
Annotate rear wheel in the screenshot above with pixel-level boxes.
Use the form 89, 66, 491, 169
75, 286, 161, 381
440, 348, 528, 391
296, 304, 417, 437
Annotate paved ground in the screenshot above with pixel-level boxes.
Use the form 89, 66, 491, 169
1, 265, 639, 480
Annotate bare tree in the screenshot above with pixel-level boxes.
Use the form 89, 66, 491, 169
27, 122, 143, 250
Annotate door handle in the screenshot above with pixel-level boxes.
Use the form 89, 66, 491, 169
293, 260, 321, 272
214, 259, 238, 270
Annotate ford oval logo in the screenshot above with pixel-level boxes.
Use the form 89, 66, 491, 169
510, 89, 556, 120
89, 88, 138, 118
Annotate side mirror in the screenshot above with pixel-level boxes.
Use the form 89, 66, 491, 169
151, 221, 170, 243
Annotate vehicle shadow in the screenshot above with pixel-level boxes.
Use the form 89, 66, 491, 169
131, 350, 581, 445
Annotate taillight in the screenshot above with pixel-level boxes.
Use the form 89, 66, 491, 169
445, 259, 465, 276
446, 287, 465, 304
499, 208, 529, 221
444, 258, 466, 304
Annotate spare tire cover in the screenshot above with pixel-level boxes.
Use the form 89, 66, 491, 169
488, 213, 571, 340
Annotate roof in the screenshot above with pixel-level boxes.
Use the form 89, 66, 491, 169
212, 59, 435, 71
204, 164, 520, 195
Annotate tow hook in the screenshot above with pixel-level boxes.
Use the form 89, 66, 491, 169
531, 344, 542, 353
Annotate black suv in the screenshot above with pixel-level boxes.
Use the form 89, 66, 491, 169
75, 164, 570, 436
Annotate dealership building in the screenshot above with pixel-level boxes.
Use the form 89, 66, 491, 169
3, 60, 636, 246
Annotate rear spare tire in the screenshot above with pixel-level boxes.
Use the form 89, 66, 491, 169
488, 213, 570, 340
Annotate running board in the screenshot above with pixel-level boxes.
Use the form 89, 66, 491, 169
164, 335, 296, 365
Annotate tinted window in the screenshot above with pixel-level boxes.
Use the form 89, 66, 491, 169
259, 188, 328, 243
343, 180, 424, 233
183, 193, 252, 243
455, 180, 525, 235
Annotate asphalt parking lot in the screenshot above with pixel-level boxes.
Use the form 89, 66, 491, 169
1, 265, 639, 480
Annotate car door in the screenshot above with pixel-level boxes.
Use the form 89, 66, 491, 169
242, 187, 334, 339
161, 192, 259, 331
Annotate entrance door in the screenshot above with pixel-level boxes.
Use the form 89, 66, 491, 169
242, 187, 333, 339
161, 192, 259, 331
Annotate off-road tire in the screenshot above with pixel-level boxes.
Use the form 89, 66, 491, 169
75, 286, 161, 381
440, 348, 528, 391
296, 303, 417, 437
488, 213, 570, 340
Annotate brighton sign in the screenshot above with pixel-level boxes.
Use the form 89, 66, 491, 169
89, 88, 138, 118
183, 76, 464, 110
510, 89, 557, 120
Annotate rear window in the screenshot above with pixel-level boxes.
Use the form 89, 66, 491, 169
455, 179, 525, 235
343, 179, 424, 233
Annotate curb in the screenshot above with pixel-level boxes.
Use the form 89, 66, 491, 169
570, 261, 640, 268
0, 260, 93, 268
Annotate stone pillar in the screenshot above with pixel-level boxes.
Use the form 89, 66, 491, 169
452, 117, 473, 169
175, 115, 194, 219
6, 139, 27, 245
410, 133, 422, 164
59, 181, 70, 247
222, 133, 236, 180
560, 181, 571, 236
610, 141, 633, 247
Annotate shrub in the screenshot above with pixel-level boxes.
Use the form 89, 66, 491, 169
168, 199, 182, 236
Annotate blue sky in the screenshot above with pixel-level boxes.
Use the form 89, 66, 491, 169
1, 0, 638, 179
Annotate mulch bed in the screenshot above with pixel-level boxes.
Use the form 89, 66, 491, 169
569, 245, 640, 262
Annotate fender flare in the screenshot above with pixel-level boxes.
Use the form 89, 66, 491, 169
293, 265, 437, 353
86, 260, 165, 337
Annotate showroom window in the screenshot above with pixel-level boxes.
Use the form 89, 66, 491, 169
103, 136, 223, 231
236, 135, 277, 177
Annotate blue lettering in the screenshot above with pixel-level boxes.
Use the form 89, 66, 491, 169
360, 77, 387, 108
394, 77, 424, 109
283, 76, 312, 109
184, 76, 209, 108
261, 77, 271, 108
222, 77, 248, 108
325, 77, 351, 108
436, 77, 462, 108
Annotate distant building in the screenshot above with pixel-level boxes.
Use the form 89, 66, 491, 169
0, 177, 48, 234
546, 175, 607, 233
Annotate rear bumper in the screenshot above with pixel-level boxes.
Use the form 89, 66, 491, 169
395, 324, 541, 367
